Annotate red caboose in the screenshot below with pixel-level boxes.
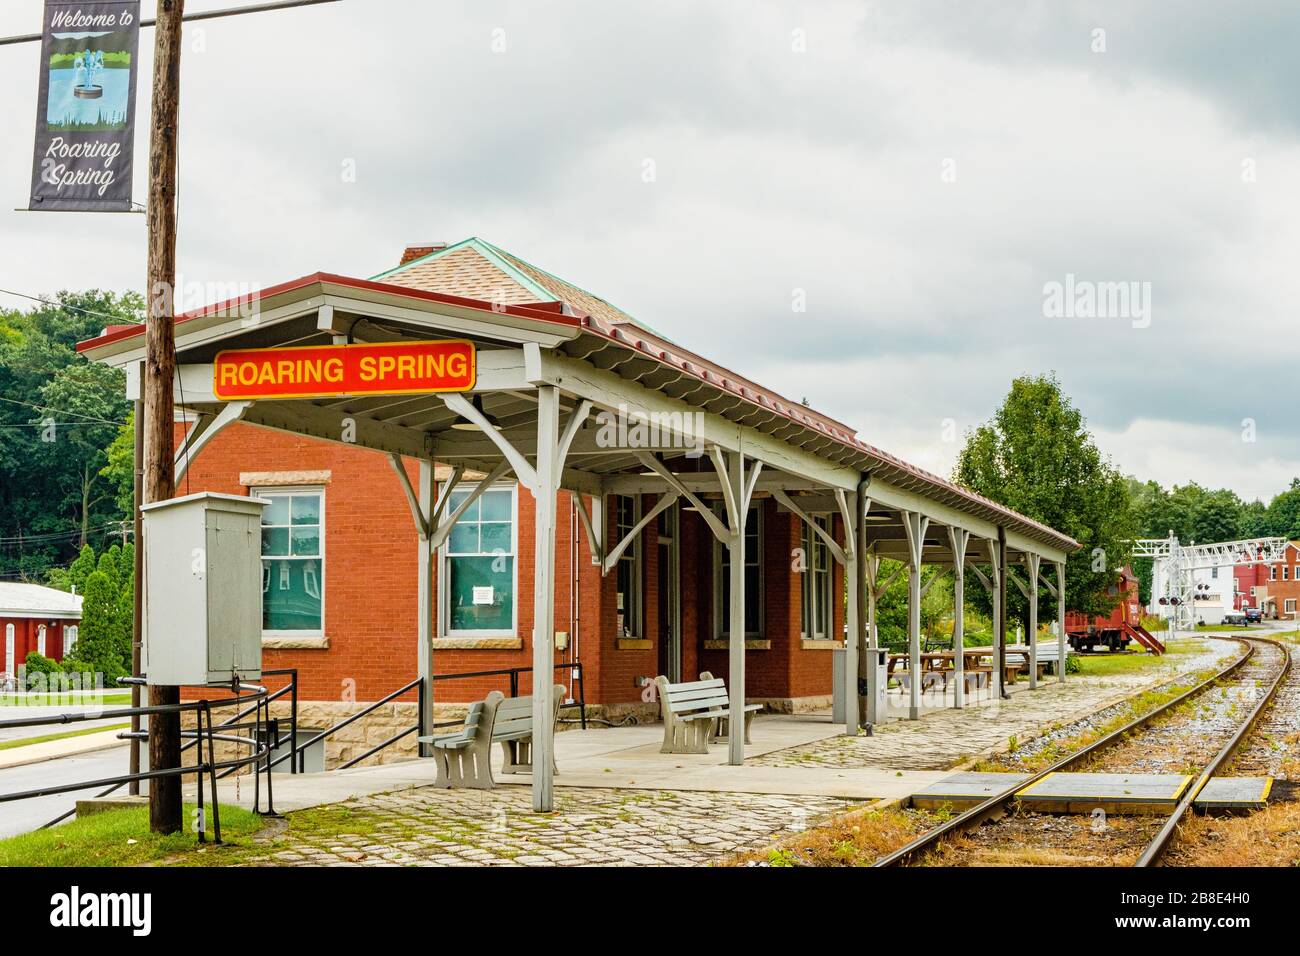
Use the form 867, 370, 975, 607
1064, 567, 1164, 653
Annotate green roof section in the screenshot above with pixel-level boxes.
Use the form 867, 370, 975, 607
370, 236, 675, 343
369, 237, 556, 303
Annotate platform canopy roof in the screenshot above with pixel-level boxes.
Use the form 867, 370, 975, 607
78, 236, 1078, 568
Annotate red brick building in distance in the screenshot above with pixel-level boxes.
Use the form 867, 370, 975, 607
1235, 541, 1300, 619
1, 582, 81, 679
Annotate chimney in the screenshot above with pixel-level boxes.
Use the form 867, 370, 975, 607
399, 242, 447, 266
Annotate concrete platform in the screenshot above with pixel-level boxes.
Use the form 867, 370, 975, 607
910, 771, 1031, 810
183, 713, 951, 814
1014, 771, 1192, 814
1194, 776, 1272, 812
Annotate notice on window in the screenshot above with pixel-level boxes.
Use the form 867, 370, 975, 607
472, 586, 494, 606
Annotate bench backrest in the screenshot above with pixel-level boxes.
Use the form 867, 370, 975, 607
661, 678, 730, 715
462, 700, 486, 733
490, 684, 567, 739
493, 694, 534, 739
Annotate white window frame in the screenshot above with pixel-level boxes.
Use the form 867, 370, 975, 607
614, 495, 644, 639
1286, 598, 1297, 615
1286, 566, 1291, 581
801, 515, 833, 639
438, 481, 519, 638
713, 503, 764, 639
259, 485, 326, 639
1270, 566, 1277, 580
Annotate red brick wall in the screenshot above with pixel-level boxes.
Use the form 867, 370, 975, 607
174, 421, 839, 705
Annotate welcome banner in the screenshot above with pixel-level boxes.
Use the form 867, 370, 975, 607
28, 1, 141, 212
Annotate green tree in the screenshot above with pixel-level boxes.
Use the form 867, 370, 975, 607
62, 569, 130, 684
954, 373, 1135, 624
0, 291, 138, 582
101, 411, 135, 517
1263, 481, 1300, 540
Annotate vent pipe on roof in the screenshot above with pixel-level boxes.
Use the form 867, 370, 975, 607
399, 242, 447, 266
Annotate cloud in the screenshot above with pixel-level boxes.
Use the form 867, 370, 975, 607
1, 0, 1297, 502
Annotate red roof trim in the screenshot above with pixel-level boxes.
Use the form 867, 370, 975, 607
75, 273, 581, 354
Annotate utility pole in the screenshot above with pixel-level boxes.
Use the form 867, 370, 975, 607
144, 0, 185, 835
2, 0, 344, 835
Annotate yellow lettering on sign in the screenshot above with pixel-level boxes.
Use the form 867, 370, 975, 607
325, 357, 344, 382
359, 356, 376, 381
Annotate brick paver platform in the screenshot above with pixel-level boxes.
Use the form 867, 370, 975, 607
753, 640, 1234, 770
226, 787, 856, 867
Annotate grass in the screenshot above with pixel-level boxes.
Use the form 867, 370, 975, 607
722, 805, 933, 867
1069, 639, 1205, 678
1171, 801, 1300, 866
0, 722, 129, 751
0, 803, 263, 867
0, 692, 133, 707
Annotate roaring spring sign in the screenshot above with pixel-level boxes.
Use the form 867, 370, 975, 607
213, 341, 478, 401
29, 1, 141, 212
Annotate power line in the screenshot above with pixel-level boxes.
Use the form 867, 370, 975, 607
0, 395, 128, 427
0, 522, 131, 546
0, 0, 345, 46
0, 288, 142, 324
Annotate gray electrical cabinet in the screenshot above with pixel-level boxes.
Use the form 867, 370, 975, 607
141, 492, 267, 685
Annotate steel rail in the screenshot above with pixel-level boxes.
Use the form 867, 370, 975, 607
1135, 636, 1292, 867
874, 636, 1259, 867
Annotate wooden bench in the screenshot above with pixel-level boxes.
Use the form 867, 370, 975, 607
697, 671, 764, 745
493, 684, 566, 776
421, 691, 502, 789
654, 675, 762, 754
1024, 643, 1072, 677
418, 684, 567, 789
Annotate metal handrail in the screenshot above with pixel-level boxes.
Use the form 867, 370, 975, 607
281, 661, 588, 771
0, 676, 283, 843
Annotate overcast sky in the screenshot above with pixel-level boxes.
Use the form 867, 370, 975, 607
2, 1, 1298, 501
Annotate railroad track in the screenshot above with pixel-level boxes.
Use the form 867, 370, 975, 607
875, 636, 1292, 868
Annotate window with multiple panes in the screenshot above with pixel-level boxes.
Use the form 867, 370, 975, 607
443, 485, 516, 635
615, 496, 642, 638
801, 516, 832, 639
1271, 566, 1278, 580
716, 505, 762, 638
1286, 599, 1297, 614
260, 488, 324, 634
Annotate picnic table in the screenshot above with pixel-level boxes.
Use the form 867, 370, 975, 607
888, 647, 1017, 689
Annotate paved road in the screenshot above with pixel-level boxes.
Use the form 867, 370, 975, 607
0, 745, 133, 839
0, 695, 133, 744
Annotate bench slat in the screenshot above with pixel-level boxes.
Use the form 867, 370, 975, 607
667, 696, 730, 714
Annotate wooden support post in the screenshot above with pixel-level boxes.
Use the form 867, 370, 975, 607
995, 529, 1008, 700
948, 526, 970, 708
841, 484, 863, 735
901, 511, 929, 720
531, 386, 561, 810
1026, 553, 1041, 690
1057, 561, 1067, 684
416, 460, 436, 756
725, 450, 748, 765
854, 484, 871, 728
129, 392, 143, 793
144, 0, 185, 836
863, 549, 881, 725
